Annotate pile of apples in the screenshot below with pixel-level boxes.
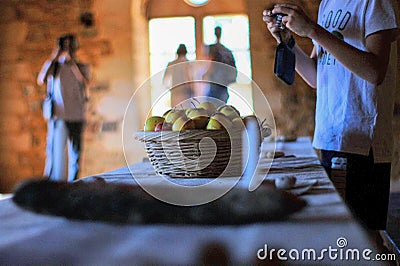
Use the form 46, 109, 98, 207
144, 101, 259, 132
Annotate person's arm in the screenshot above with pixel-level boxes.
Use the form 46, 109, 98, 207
308, 26, 394, 85
184, 61, 194, 91
273, 4, 398, 86
74, 63, 91, 101
37, 60, 53, 86
70, 61, 90, 85
202, 45, 218, 80
37, 47, 61, 86
162, 63, 172, 87
263, 9, 317, 88
293, 45, 317, 88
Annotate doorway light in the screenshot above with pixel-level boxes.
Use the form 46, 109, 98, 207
184, 0, 209, 7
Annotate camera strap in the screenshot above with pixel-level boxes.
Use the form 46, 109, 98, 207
278, 31, 283, 43
274, 31, 296, 85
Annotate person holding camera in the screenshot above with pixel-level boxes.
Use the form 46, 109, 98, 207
37, 34, 91, 182
263, 1, 399, 231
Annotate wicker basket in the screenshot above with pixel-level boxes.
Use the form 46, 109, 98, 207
135, 130, 243, 178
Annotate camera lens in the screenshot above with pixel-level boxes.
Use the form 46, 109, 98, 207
275, 14, 284, 29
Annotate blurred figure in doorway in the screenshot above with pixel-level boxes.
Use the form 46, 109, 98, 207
163, 44, 193, 107
203, 26, 237, 104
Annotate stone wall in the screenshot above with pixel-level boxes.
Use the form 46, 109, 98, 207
0, 0, 399, 193
0, 0, 115, 192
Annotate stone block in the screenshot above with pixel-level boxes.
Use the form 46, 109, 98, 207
0, 98, 28, 115
0, 3, 18, 22
0, 22, 28, 46
8, 168, 35, 187
0, 81, 22, 98
22, 84, 36, 97
28, 100, 43, 116
17, 5, 53, 23
0, 170, 19, 193
25, 25, 49, 43
0, 116, 20, 134
0, 46, 19, 62
32, 132, 45, 148
0, 63, 14, 76
0, 152, 19, 168
15, 63, 35, 82
79, 0, 95, 9
0, 132, 32, 152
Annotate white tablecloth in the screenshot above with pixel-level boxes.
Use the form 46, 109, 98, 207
0, 137, 387, 265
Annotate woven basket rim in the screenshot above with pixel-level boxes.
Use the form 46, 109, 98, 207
135, 129, 243, 142
135, 126, 272, 142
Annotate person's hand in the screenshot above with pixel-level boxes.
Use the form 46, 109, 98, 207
271, 4, 316, 38
63, 51, 72, 62
50, 46, 61, 61
262, 9, 292, 43
57, 51, 72, 63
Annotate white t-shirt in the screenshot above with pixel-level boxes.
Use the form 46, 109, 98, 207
46, 60, 90, 121
312, 0, 399, 162
164, 58, 192, 90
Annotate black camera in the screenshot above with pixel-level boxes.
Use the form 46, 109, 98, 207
270, 13, 287, 30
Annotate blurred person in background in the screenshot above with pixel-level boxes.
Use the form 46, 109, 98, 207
37, 33, 91, 182
163, 44, 193, 107
203, 26, 237, 104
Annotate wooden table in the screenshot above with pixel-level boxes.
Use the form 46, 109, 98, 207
0, 137, 388, 265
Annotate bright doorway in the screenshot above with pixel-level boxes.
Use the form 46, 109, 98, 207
148, 14, 253, 116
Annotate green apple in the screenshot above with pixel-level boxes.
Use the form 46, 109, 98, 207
232, 117, 245, 130
144, 116, 165, 132
172, 116, 196, 131
162, 109, 172, 118
206, 113, 232, 130
217, 105, 240, 120
186, 108, 209, 129
206, 118, 223, 130
185, 107, 196, 116
164, 109, 186, 124
197, 101, 217, 116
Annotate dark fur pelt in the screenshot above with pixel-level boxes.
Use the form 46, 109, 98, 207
12, 179, 306, 225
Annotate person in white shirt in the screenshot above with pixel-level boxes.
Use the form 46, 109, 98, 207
37, 34, 91, 182
263, 0, 399, 230
163, 44, 193, 107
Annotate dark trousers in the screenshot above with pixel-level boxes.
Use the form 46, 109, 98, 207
65, 121, 83, 181
207, 84, 229, 103
50, 120, 84, 182
321, 149, 391, 230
